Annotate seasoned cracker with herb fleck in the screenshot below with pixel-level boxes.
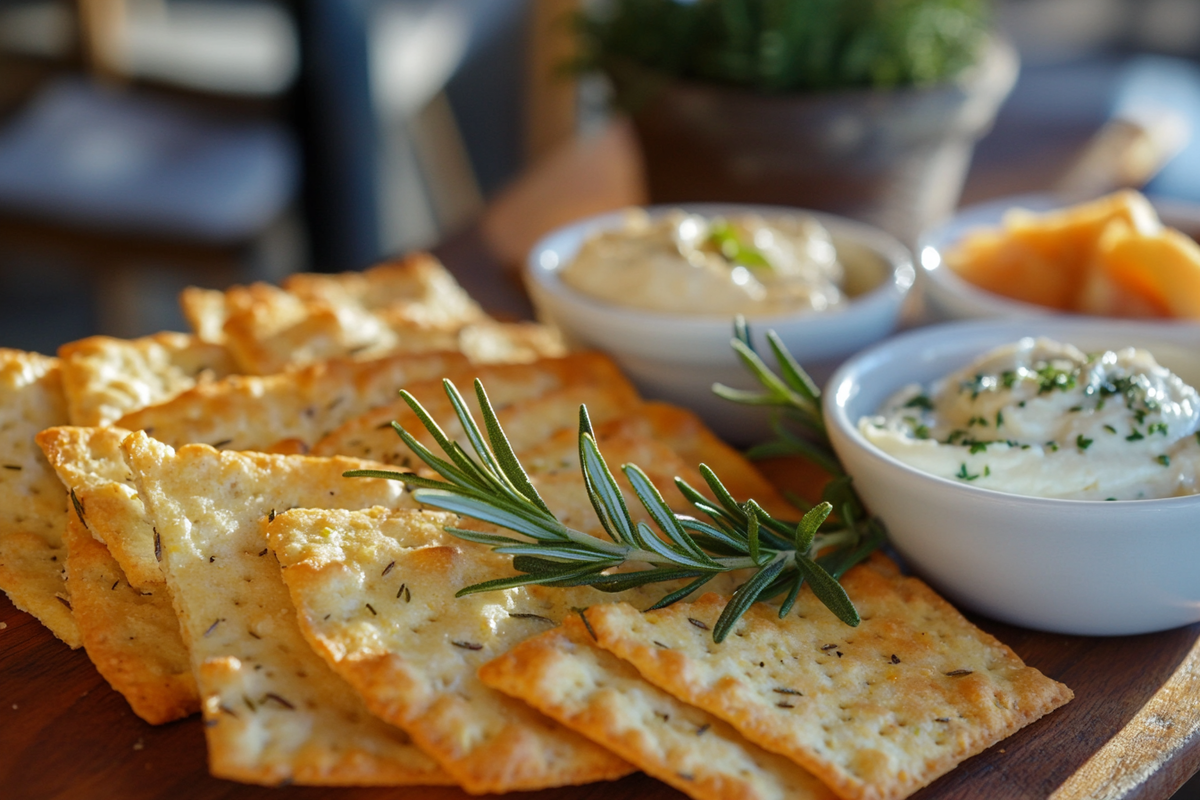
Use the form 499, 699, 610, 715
123, 433, 449, 786
265, 506, 649, 794
480, 614, 836, 800
584, 555, 1073, 800
0, 349, 79, 648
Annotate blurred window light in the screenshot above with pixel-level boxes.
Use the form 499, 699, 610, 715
0, 1, 76, 58
121, 0, 298, 95
371, 0, 470, 118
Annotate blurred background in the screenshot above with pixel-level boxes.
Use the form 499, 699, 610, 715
1, 0, 1199, 354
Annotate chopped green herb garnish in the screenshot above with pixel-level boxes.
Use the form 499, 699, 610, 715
904, 395, 933, 410
995, 410, 1004, 428
1103, 425, 1116, 435
1157, 454, 1171, 467
1148, 422, 1168, 436
1126, 430, 1145, 442
956, 463, 979, 481
1076, 435, 1093, 451
706, 221, 772, 270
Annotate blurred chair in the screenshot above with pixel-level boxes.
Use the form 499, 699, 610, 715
0, 0, 301, 337
301, 0, 581, 267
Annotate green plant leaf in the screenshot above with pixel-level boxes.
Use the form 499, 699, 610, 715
713, 557, 787, 642
795, 554, 860, 627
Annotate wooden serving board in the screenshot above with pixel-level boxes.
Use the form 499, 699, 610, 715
4, 529, 1200, 800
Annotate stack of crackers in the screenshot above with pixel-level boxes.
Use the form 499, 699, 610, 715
0, 254, 1072, 799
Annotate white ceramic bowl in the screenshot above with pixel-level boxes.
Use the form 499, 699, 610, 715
918, 193, 1200, 322
526, 204, 915, 444
824, 317, 1200, 636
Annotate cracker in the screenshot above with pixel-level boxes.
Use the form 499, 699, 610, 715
456, 320, 566, 365
480, 615, 836, 800
584, 555, 1074, 800
264, 506, 638, 794
115, 350, 470, 452
0, 349, 79, 647
58, 332, 235, 426
38, 426, 162, 589
283, 254, 483, 328
218, 281, 412, 375
62, 508, 197, 724
309, 352, 640, 465
214, 256, 486, 375
122, 432, 449, 786
179, 286, 230, 343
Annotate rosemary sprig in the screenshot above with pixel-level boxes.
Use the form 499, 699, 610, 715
346, 365, 880, 642
714, 318, 887, 547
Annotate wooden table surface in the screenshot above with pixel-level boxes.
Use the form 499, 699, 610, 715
4, 190, 1200, 799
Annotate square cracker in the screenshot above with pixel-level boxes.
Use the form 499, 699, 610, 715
0, 349, 79, 647
122, 432, 450, 786
455, 320, 566, 365
62, 508, 198, 724
480, 614, 836, 800
584, 555, 1073, 800
309, 352, 641, 465
199, 255, 487, 374
179, 286, 229, 344
42, 351, 466, 590
265, 506, 637, 794
282, 254, 484, 329
39, 426, 163, 589
185, 256, 561, 374
115, 350, 470, 452
57, 332, 235, 427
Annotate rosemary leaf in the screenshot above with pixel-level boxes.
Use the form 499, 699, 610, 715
493, 544, 617, 563
795, 554, 860, 627
475, 380, 555, 517
676, 517, 750, 555
624, 464, 716, 565
746, 506, 762, 565
579, 426, 637, 546
777, 569, 805, 619
644, 573, 718, 610
713, 557, 787, 642
631, 521, 716, 570
588, 567, 710, 593
766, 330, 821, 405
411, 489, 569, 542
795, 502, 832, 552
455, 562, 613, 596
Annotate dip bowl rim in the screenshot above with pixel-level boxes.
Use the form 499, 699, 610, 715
525, 201, 916, 332
917, 191, 1200, 323
825, 316, 1200, 508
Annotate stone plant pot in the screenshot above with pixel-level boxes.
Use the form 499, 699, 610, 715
624, 38, 1019, 245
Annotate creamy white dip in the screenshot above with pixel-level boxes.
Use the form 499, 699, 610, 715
860, 338, 1200, 500
560, 209, 846, 316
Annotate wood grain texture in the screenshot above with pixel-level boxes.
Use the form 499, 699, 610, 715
4, 582, 1200, 800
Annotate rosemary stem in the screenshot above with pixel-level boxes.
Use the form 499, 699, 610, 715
812, 528, 857, 556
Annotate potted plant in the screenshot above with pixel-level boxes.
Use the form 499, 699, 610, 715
575, 0, 1017, 244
